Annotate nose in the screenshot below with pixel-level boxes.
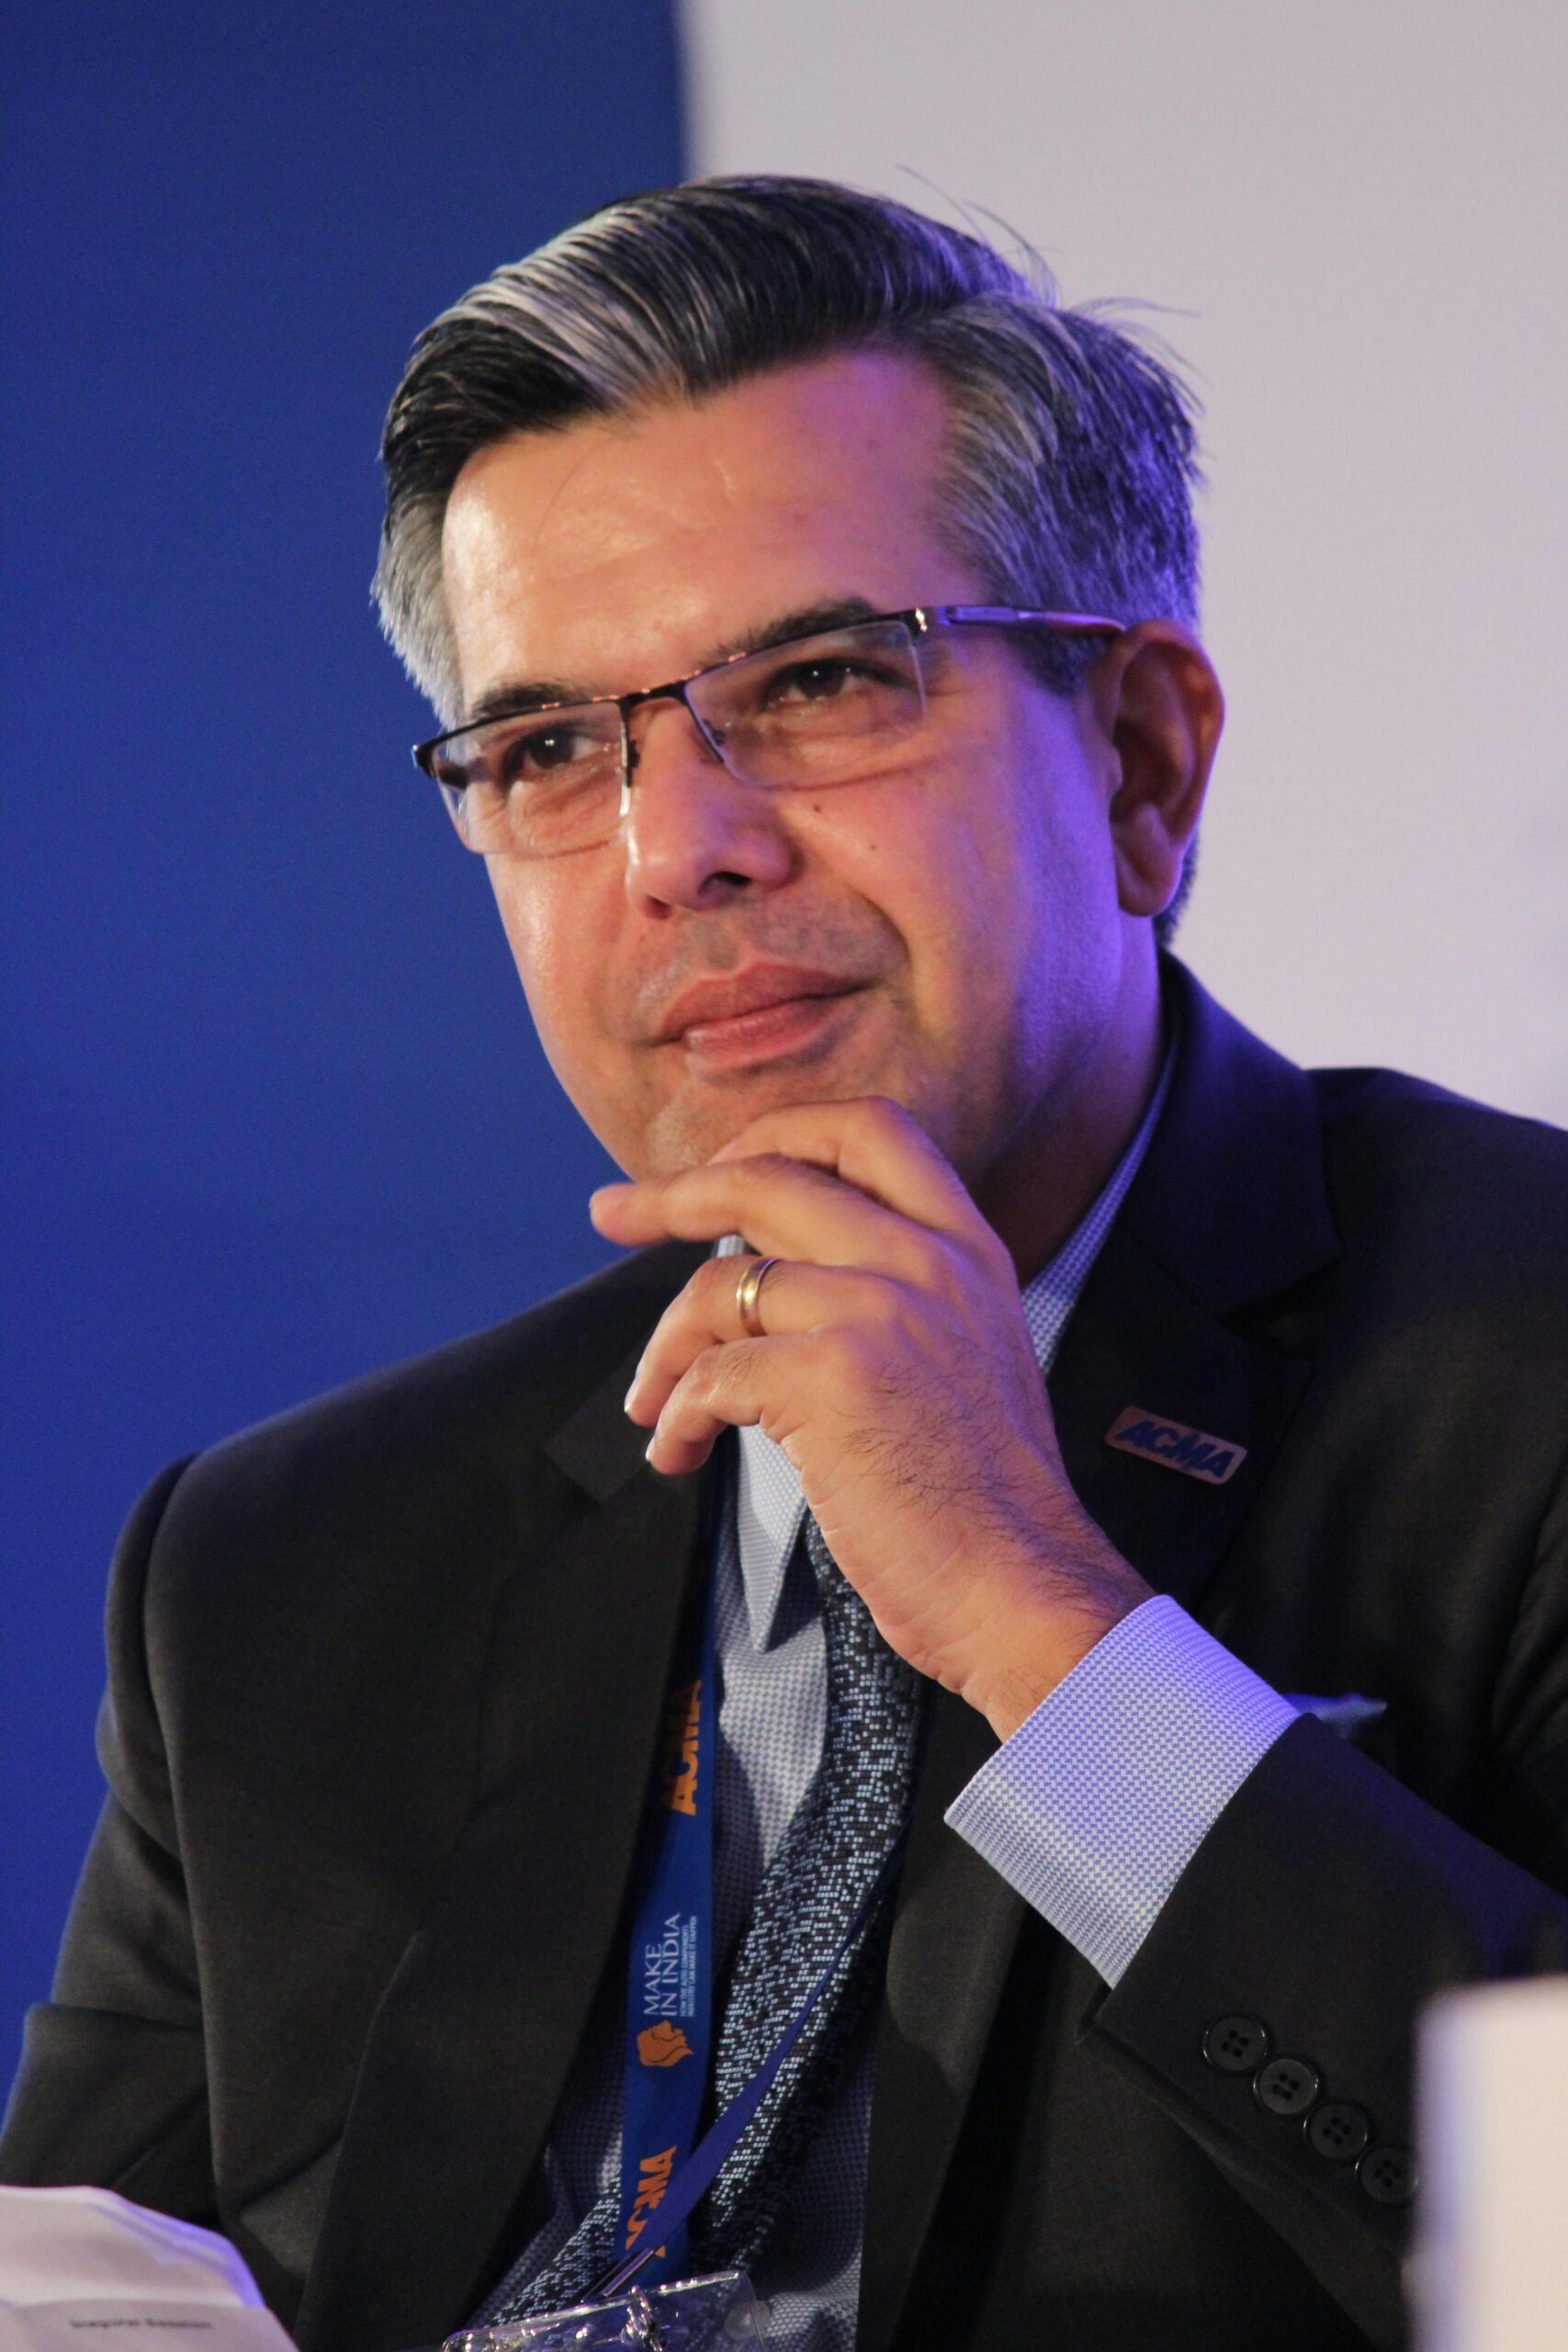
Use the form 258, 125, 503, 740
620, 697, 797, 916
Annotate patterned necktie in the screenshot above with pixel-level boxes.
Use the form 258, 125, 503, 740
482, 1514, 925, 2322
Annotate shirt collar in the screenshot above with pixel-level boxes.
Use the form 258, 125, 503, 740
723, 1029, 1178, 1650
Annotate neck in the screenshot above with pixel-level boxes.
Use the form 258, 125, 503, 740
972, 943, 1168, 1287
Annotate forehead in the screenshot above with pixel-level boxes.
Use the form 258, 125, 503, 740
439, 351, 962, 698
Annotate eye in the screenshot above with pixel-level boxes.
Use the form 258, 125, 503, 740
765, 652, 905, 707
499, 718, 600, 782
771, 657, 856, 702
775, 658, 879, 700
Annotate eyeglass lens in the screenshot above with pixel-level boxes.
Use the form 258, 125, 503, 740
432, 618, 930, 857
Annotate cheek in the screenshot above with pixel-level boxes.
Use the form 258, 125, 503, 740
840, 752, 1063, 1002
894, 714, 1122, 1068
1002, 759, 1126, 1077
487, 863, 620, 1082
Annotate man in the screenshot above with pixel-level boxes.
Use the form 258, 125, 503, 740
4, 177, 1567, 2352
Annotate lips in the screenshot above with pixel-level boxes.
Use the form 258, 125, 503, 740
643, 964, 870, 1072
651, 964, 863, 1046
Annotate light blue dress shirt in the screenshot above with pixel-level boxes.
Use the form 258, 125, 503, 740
495, 1046, 1298, 2347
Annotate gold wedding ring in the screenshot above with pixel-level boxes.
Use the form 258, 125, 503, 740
735, 1255, 780, 1340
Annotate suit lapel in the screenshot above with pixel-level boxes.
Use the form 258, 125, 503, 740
1049, 1222, 1314, 1616
858, 1690, 1021, 2352
298, 1336, 707, 2352
857, 965, 1343, 2344
1054, 960, 1341, 1623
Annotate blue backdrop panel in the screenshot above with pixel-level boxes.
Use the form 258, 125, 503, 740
1, 1, 685, 2097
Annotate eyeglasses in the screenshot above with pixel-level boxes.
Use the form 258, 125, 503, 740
412, 604, 1124, 859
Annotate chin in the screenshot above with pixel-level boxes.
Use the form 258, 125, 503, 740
621, 1065, 852, 1177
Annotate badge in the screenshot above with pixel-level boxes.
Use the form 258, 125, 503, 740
1105, 1407, 1247, 1485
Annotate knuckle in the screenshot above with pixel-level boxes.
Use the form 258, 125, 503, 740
698, 1254, 744, 1310
862, 1274, 912, 1336
901, 1229, 958, 1302
726, 1150, 795, 1202
661, 1359, 702, 1423
694, 1339, 750, 1407
823, 1321, 875, 1383
850, 1093, 906, 1146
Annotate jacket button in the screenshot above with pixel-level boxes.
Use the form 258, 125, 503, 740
1306, 2099, 1371, 2162
1359, 2144, 1417, 2206
1255, 2054, 1321, 2116
1202, 2014, 1270, 2075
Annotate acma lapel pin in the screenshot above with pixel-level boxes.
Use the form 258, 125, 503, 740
1105, 1407, 1248, 1486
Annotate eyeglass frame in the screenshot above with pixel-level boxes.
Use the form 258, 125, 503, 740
411, 603, 1127, 833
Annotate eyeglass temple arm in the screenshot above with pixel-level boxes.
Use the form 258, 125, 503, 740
919, 604, 1126, 636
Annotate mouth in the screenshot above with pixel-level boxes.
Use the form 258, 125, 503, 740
652, 965, 868, 1070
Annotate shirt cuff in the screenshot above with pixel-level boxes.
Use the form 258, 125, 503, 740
943, 1594, 1299, 1985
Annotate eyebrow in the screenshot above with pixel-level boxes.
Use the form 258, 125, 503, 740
460, 596, 885, 729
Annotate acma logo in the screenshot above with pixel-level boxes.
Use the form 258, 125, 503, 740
1105, 1408, 1247, 1485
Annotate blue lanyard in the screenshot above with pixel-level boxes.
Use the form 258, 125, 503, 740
597, 1829, 906, 2303
614, 1556, 718, 2286
607, 1494, 907, 2301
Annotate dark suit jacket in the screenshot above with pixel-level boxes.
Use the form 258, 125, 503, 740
6, 961, 1568, 2352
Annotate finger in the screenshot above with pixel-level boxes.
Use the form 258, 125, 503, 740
592, 1148, 935, 1276
643, 1331, 818, 1476
626, 1254, 896, 1425
708, 1096, 982, 1238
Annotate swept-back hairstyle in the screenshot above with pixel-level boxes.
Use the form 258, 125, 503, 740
376, 175, 1205, 932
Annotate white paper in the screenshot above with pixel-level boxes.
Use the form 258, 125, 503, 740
1415, 1976, 1568, 2351
0, 2189, 288, 2352
0, 2302, 292, 2352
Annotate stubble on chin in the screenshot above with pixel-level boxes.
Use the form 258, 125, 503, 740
624, 1055, 870, 1181
624, 1027, 1006, 1189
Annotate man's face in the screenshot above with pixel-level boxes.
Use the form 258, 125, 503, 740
439, 352, 1130, 1183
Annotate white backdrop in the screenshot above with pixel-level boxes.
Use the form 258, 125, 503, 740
682, 0, 1567, 1120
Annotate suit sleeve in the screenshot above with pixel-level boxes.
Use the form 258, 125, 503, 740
0, 1458, 219, 2224
1077, 1453, 1568, 2347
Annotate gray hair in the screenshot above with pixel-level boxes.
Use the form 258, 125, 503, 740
375, 175, 1205, 935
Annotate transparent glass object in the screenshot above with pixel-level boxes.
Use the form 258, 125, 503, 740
443, 2270, 768, 2352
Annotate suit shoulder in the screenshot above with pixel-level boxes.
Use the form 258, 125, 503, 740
1312, 1063, 1568, 1195
1309, 1063, 1568, 1310
145, 1239, 701, 1570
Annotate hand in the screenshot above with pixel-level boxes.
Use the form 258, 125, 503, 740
589, 1098, 1152, 1739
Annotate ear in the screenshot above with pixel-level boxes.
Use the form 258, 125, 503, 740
1083, 622, 1224, 920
